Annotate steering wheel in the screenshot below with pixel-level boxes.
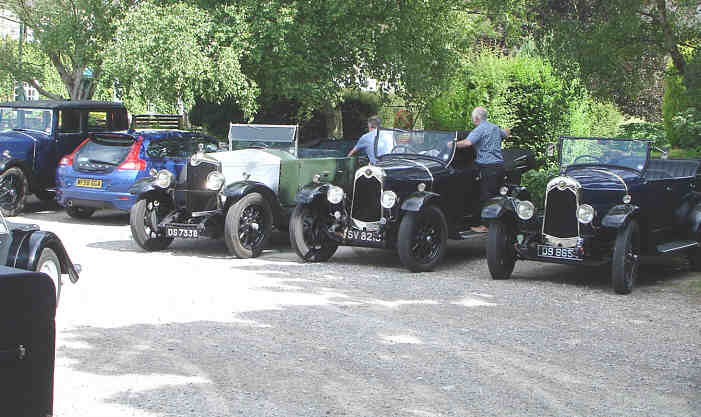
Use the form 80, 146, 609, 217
391, 144, 419, 154
572, 154, 603, 164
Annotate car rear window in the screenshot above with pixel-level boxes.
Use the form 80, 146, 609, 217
75, 135, 135, 167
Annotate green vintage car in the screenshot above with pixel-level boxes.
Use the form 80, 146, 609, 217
128, 124, 362, 257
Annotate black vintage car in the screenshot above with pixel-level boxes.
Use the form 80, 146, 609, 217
0, 210, 79, 304
483, 136, 701, 294
0, 100, 129, 216
289, 128, 535, 271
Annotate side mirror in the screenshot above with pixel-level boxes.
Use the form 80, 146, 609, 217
546, 143, 556, 158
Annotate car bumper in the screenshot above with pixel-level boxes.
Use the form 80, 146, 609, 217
514, 232, 610, 266
56, 188, 136, 211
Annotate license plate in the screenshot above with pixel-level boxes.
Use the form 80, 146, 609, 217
76, 178, 102, 188
344, 228, 383, 244
165, 225, 200, 239
537, 245, 581, 260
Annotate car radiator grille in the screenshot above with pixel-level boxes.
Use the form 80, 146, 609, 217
351, 175, 382, 223
184, 161, 219, 214
543, 188, 578, 238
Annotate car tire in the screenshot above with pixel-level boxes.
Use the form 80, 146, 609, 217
34, 190, 56, 201
397, 205, 448, 272
130, 198, 173, 251
66, 206, 95, 219
487, 220, 517, 280
612, 220, 640, 295
224, 193, 273, 259
289, 203, 338, 262
36, 247, 62, 306
0, 167, 27, 217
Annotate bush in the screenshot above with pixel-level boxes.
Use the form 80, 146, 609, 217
568, 97, 623, 138
662, 72, 690, 147
618, 120, 667, 144
671, 107, 701, 151
521, 166, 560, 209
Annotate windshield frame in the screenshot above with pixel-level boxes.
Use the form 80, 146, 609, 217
374, 128, 457, 166
559, 136, 651, 174
228, 123, 299, 155
0, 106, 54, 135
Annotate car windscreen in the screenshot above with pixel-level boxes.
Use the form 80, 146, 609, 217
0, 107, 53, 134
375, 128, 456, 163
228, 124, 297, 153
75, 135, 134, 168
560, 137, 648, 172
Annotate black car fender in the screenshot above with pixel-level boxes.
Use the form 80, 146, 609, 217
601, 204, 640, 229
294, 183, 332, 205
481, 197, 515, 221
221, 181, 285, 223
400, 191, 440, 212
128, 177, 169, 201
10, 230, 80, 284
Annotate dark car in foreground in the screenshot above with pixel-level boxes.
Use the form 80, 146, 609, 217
55, 129, 220, 218
483, 136, 701, 294
289, 128, 535, 272
0, 209, 79, 304
0, 100, 128, 216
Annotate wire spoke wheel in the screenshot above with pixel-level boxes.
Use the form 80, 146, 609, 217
0, 167, 27, 216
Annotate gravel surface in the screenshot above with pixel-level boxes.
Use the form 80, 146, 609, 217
14, 198, 701, 417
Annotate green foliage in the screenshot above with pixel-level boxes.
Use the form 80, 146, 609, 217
521, 166, 560, 209
568, 98, 623, 138
671, 108, 701, 151
663, 71, 691, 147
103, 1, 258, 117
618, 120, 667, 144
340, 91, 380, 140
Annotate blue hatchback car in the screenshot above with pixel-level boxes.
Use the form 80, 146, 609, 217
56, 129, 220, 218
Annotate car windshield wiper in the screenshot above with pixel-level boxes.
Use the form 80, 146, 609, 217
87, 159, 118, 166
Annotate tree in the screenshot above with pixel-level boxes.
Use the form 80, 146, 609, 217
102, 1, 258, 117
0, 0, 134, 100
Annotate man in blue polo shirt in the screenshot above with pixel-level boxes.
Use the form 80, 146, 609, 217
348, 115, 385, 163
455, 106, 511, 233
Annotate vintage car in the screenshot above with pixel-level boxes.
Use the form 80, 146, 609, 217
289, 128, 535, 272
483, 136, 701, 294
0, 210, 79, 304
128, 124, 360, 257
0, 100, 129, 216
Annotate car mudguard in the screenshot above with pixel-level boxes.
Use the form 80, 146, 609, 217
601, 204, 640, 229
10, 230, 80, 284
128, 177, 170, 202
294, 183, 331, 205
481, 197, 514, 220
221, 181, 285, 224
400, 191, 440, 212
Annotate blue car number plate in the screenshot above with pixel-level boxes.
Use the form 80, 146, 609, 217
537, 245, 581, 261
165, 225, 199, 239
344, 228, 383, 244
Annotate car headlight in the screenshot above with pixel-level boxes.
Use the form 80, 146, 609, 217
154, 169, 174, 189
205, 171, 226, 191
516, 200, 535, 220
499, 186, 509, 196
577, 204, 595, 224
381, 190, 397, 209
327, 185, 344, 204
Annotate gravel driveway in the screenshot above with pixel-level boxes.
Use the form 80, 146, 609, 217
14, 198, 701, 417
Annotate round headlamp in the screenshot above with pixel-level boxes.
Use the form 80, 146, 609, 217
499, 186, 509, 196
205, 171, 226, 190
577, 204, 595, 224
381, 190, 397, 209
622, 194, 632, 204
516, 200, 535, 220
154, 169, 174, 189
327, 185, 344, 205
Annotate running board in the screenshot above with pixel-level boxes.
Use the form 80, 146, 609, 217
457, 230, 488, 240
656, 240, 699, 254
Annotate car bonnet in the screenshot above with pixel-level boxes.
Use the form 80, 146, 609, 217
209, 149, 284, 194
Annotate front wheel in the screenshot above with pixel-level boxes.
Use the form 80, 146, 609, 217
130, 198, 173, 251
611, 220, 640, 294
36, 248, 62, 306
224, 193, 273, 258
289, 203, 338, 262
397, 205, 448, 272
0, 167, 27, 217
487, 220, 517, 280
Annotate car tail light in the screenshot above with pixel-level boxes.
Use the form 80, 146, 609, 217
59, 137, 90, 166
117, 136, 146, 170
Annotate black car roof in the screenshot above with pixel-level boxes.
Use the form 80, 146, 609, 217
0, 100, 126, 110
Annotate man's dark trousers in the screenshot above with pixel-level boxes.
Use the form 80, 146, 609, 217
475, 163, 506, 219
